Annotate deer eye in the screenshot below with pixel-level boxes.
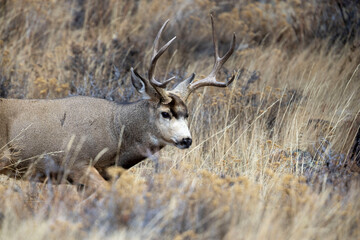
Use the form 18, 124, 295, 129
161, 112, 171, 119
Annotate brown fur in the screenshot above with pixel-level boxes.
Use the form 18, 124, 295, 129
0, 96, 180, 188
168, 94, 188, 119
0, 16, 234, 189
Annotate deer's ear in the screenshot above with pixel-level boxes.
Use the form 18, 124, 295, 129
130, 68, 152, 100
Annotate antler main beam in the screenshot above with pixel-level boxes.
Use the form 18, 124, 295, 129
188, 15, 236, 92
148, 20, 176, 88
170, 15, 236, 101
132, 20, 176, 104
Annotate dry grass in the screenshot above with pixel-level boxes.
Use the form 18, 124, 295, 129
1, 0, 360, 239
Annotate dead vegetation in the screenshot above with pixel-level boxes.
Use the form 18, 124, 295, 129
0, 0, 360, 239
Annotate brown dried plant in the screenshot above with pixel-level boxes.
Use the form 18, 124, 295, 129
0, 0, 359, 239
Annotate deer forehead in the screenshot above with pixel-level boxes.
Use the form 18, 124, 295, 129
167, 94, 188, 119
157, 103, 188, 119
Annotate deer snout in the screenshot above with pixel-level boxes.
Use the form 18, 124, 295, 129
178, 137, 192, 149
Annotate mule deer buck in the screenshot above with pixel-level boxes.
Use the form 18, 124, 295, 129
0, 16, 235, 189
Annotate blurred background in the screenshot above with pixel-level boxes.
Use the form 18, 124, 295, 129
1, 0, 359, 100
0, 1, 360, 239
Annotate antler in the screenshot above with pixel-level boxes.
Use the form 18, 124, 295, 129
133, 20, 176, 104
170, 15, 236, 101
148, 20, 176, 88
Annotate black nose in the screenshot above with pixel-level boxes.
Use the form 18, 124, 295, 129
180, 138, 192, 148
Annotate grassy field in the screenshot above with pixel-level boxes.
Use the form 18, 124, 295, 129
1, 0, 360, 239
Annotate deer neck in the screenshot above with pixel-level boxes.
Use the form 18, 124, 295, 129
112, 100, 165, 168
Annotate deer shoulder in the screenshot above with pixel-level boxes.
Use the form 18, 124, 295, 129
0, 15, 236, 189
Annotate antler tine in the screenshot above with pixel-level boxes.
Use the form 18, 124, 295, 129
211, 14, 219, 62
148, 19, 176, 88
187, 15, 236, 93
211, 15, 236, 66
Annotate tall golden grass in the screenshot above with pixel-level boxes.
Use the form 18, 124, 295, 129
0, 0, 360, 239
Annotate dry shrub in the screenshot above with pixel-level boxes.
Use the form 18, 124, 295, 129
0, 0, 360, 239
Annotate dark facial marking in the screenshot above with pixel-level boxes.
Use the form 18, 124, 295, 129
60, 112, 66, 127
168, 93, 188, 119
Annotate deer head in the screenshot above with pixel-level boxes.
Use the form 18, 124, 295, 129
130, 15, 236, 149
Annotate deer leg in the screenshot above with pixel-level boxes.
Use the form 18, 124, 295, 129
0, 122, 9, 172
0, 146, 14, 175
70, 165, 110, 191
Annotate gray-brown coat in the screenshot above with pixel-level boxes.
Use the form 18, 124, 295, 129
0, 16, 236, 189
